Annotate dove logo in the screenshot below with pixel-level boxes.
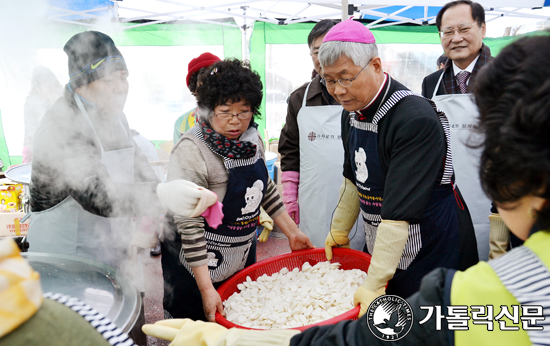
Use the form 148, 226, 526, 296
366, 295, 414, 341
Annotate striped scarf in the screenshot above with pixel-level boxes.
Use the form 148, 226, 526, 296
442, 43, 492, 94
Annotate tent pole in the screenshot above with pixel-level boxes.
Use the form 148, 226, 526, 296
241, 6, 249, 62
112, 1, 119, 21
242, 27, 249, 61
342, 0, 349, 21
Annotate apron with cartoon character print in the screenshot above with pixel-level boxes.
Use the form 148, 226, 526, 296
198, 152, 267, 283
349, 85, 460, 298
162, 125, 268, 320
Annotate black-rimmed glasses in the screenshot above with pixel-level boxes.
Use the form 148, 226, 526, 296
214, 111, 253, 120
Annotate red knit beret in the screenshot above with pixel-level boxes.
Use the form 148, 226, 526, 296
186, 52, 221, 88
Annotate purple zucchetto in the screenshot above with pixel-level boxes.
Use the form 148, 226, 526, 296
323, 19, 376, 44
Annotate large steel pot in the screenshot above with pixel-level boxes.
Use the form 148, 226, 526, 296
5, 163, 31, 185
22, 252, 145, 344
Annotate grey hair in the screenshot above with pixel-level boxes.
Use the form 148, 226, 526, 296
319, 41, 378, 69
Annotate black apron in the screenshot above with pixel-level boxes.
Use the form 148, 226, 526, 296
349, 88, 460, 298
162, 129, 267, 320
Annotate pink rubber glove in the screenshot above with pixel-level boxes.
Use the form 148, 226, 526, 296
281, 171, 300, 224
201, 201, 224, 229
22, 146, 32, 164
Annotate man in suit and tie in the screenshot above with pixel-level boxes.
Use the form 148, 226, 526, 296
422, 0, 491, 97
422, 0, 508, 263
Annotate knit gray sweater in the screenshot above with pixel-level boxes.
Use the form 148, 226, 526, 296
164, 128, 284, 268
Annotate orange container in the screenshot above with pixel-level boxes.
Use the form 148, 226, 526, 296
215, 247, 372, 331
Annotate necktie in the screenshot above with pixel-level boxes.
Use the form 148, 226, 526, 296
456, 71, 471, 94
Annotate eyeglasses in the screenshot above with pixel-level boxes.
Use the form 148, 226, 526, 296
439, 22, 479, 38
321, 60, 371, 89
214, 111, 253, 120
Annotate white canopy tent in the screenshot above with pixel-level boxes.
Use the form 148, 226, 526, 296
47, 0, 550, 60
49, 0, 550, 27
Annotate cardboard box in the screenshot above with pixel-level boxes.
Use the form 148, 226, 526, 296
0, 211, 29, 237
0, 184, 23, 212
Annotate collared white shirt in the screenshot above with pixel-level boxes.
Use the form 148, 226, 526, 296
452, 54, 480, 86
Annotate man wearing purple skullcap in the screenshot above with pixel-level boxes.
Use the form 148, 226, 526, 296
320, 19, 470, 315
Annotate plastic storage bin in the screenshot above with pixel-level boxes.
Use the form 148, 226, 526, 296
265, 151, 278, 181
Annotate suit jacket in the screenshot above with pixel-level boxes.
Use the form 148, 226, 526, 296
421, 43, 492, 98
420, 44, 494, 269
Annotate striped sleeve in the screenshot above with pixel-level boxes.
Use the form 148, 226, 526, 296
174, 215, 208, 268
43, 292, 136, 346
168, 138, 210, 268
262, 177, 285, 219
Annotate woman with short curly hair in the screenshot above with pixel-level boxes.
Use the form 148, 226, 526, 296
195, 59, 264, 124
161, 58, 313, 322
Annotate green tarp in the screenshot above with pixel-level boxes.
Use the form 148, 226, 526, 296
0, 110, 12, 169
4, 20, 541, 164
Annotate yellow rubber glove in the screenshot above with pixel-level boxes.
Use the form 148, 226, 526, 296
325, 178, 360, 260
142, 318, 300, 346
489, 213, 510, 260
258, 207, 274, 242
354, 219, 409, 318
354, 286, 386, 318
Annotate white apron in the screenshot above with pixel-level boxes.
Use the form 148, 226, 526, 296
28, 93, 142, 288
431, 72, 491, 261
297, 82, 364, 249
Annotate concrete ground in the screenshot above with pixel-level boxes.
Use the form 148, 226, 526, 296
142, 228, 291, 346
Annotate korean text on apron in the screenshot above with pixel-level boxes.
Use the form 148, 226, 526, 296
298, 81, 363, 249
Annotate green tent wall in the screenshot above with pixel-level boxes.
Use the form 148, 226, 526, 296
0, 110, 12, 169
2, 20, 540, 165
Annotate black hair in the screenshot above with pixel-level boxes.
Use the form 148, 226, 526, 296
436, 0, 485, 32
473, 34, 550, 229
307, 20, 337, 48
436, 54, 447, 67
188, 67, 205, 94
196, 59, 263, 120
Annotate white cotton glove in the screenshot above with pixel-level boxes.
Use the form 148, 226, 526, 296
156, 180, 218, 217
